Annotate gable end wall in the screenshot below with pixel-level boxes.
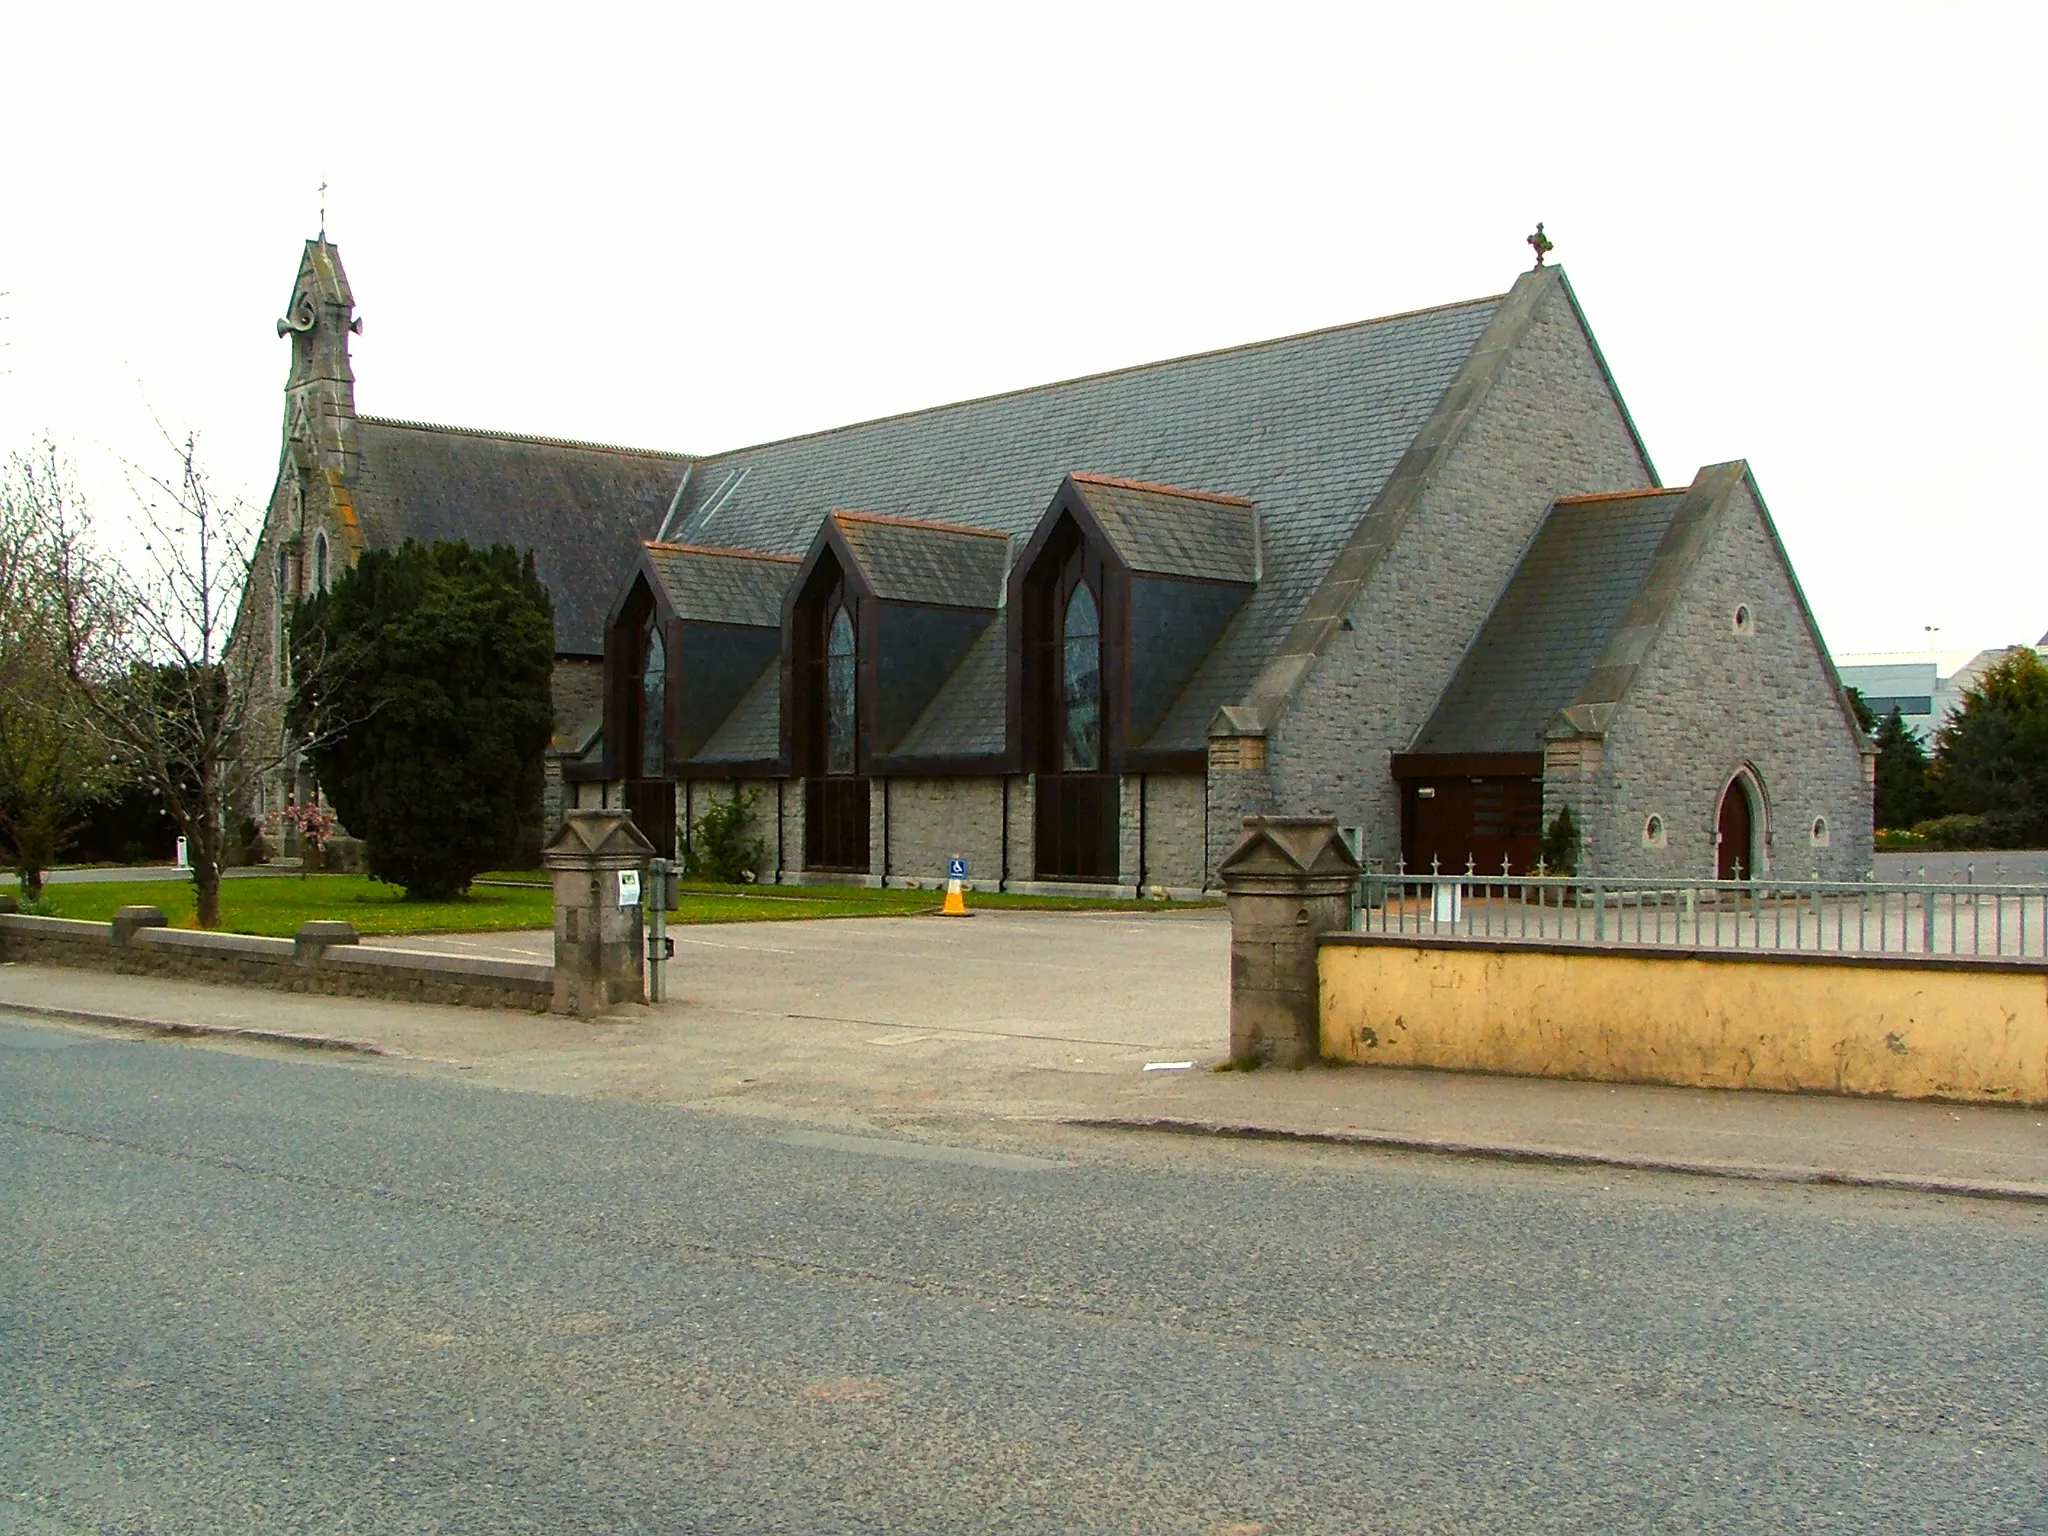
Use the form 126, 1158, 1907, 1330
1568, 480, 1872, 880
1255, 279, 1655, 870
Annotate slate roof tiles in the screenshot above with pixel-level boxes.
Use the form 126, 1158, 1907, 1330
1413, 489, 1689, 755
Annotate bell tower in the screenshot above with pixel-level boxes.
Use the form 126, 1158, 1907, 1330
277, 236, 360, 478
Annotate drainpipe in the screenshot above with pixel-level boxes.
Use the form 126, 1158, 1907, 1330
1000, 776, 1010, 891
775, 778, 785, 885
881, 777, 892, 888
1137, 773, 1148, 894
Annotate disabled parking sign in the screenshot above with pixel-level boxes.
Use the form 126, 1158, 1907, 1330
947, 856, 969, 880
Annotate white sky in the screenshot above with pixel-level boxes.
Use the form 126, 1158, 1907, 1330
2, 0, 2040, 660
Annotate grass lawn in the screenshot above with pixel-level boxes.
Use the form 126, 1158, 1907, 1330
28, 873, 1210, 938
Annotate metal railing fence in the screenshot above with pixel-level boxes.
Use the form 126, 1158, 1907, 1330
1351, 864, 2048, 960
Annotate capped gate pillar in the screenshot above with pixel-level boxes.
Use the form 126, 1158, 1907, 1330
544, 809, 655, 1016
1219, 816, 1360, 1067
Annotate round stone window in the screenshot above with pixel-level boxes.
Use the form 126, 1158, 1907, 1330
1811, 816, 1830, 847
1643, 813, 1666, 848
1732, 604, 1754, 634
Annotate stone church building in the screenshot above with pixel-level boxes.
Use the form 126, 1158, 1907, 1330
244, 235, 1874, 890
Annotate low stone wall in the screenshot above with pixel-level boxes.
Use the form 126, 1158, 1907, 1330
1319, 933, 2048, 1106
0, 912, 552, 1013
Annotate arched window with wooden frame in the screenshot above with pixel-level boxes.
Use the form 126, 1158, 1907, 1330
1019, 517, 1118, 881
790, 552, 870, 871
603, 574, 677, 856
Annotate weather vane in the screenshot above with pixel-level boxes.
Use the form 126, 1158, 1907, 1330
319, 177, 328, 238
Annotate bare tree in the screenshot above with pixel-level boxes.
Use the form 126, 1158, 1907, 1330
0, 441, 124, 899
60, 429, 347, 928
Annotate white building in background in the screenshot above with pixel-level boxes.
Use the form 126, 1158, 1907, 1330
1840, 630, 2047, 742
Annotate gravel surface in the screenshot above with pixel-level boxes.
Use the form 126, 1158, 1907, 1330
4, 1014, 2045, 1534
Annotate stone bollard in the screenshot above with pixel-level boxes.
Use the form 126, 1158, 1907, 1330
1218, 816, 1360, 1067
294, 920, 360, 965
543, 809, 654, 1017
110, 905, 169, 946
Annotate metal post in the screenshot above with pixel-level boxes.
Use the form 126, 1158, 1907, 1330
647, 857, 673, 1003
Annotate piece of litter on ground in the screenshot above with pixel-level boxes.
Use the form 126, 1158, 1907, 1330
1143, 1061, 1193, 1072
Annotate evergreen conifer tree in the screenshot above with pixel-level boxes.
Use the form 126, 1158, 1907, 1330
1872, 707, 1934, 831
290, 541, 554, 900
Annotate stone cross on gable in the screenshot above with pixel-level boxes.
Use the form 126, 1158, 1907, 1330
1527, 223, 1554, 268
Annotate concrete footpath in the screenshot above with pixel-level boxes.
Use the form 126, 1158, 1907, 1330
5, 908, 2048, 1200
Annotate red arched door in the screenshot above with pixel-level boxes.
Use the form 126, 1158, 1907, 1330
1716, 779, 1753, 880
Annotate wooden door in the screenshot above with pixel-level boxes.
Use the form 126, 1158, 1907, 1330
625, 779, 675, 859
1034, 774, 1119, 881
1717, 780, 1753, 880
805, 777, 871, 872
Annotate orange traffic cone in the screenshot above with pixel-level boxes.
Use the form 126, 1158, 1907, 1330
941, 876, 968, 915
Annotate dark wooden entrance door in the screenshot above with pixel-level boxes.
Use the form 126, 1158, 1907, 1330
1717, 779, 1753, 880
1034, 773, 1119, 881
805, 777, 871, 872
1402, 777, 1544, 874
625, 779, 676, 859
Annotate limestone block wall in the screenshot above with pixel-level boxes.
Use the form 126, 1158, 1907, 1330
1267, 278, 1656, 869
1205, 758, 1273, 889
0, 914, 551, 1012
1562, 479, 1873, 881
1137, 774, 1208, 893
677, 778, 783, 882
882, 777, 1006, 888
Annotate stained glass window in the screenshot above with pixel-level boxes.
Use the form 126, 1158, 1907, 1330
314, 532, 329, 593
1062, 582, 1101, 771
826, 605, 856, 775
641, 625, 666, 778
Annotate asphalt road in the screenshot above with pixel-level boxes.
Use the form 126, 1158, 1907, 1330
4, 1016, 2045, 1534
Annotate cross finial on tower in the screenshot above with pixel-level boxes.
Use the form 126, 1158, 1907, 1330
1527, 222, 1553, 268
319, 177, 328, 239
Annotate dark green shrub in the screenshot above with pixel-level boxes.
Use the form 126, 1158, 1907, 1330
1931, 648, 2048, 845
684, 785, 765, 884
1873, 708, 1936, 831
289, 541, 555, 901
1538, 805, 1580, 875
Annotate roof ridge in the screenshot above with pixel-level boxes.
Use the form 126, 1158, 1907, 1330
358, 414, 693, 461
646, 540, 801, 563
1070, 471, 1254, 508
1554, 486, 1685, 505
830, 508, 1012, 541
691, 293, 1507, 464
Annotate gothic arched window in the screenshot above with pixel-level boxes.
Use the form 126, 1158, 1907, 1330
1061, 581, 1102, 771
825, 605, 856, 775
640, 624, 666, 778
314, 532, 329, 593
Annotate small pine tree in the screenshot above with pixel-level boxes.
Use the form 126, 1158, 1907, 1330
1931, 647, 2048, 845
1872, 707, 1934, 831
684, 785, 766, 884
1844, 685, 1877, 734
1538, 805, 1580, 875
290, 541, 555, 900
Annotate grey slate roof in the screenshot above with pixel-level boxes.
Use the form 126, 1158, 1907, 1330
1069, 473, 1259, 582
666, 297, 1504, 751
349, 417, 691, 656
644, 542, 796, 627
1413, 489, 1688, 754
832, 511, 1011, 607
891, 622, 1008, 759
694, 658, 781, 764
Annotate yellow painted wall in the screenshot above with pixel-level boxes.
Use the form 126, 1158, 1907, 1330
1319, 939, 2048, 1105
